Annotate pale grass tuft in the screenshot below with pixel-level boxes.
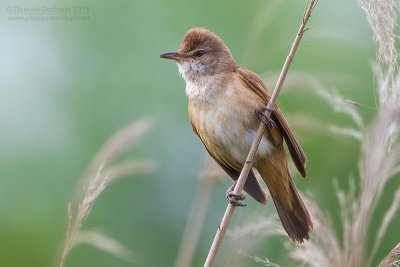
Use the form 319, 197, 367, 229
313, 86, 364, 130
355, 0, 400, 103
89, 118, 153, 173
360, 107, 400, 266
380, 243, 400, 267
328, 125, 363, 141
372, 188, 400, 261
239, 250, 282, 267
355, 0, 399, 65
59, 118, 156, 267
75, 230, 135, 263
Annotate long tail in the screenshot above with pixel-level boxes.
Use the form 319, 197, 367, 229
273, 175, 313, 243
258, 164, 313, 243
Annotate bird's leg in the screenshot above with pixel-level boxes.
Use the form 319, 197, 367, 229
259, 107, 279, 147
226, 180, 247, 207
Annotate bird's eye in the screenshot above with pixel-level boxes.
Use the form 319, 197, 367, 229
194, 50, 205, 57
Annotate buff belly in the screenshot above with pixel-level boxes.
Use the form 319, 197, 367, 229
193, 103, 274, 169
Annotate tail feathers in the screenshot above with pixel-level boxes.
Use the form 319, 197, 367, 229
270, 176, 313, 243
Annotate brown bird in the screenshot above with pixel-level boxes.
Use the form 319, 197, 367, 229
160, 28, 313, 243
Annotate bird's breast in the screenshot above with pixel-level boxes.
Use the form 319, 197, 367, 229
188, 74, 274, 168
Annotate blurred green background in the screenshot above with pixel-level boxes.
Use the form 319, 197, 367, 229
1, 0, 399, 266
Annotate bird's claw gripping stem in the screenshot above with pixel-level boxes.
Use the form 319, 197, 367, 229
259, 107, 277, 129
259, 107, 279, 147
226, 182, 247, 207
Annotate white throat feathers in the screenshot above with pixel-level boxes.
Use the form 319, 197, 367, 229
177, 60, 221, 105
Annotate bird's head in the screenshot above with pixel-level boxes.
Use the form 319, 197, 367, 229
160, 28, 237, 82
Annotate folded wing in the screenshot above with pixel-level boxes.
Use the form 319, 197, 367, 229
236, 68, 307, 177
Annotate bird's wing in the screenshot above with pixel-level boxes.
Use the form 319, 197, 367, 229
189, 114, 267, 205
236, 68, 307, 177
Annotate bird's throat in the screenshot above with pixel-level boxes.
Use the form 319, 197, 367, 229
183, 72, 224, 105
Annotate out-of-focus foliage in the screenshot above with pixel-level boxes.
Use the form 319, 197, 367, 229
0, 0, 398, 266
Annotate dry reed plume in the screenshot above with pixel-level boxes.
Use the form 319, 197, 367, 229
380, 242, 400, 267
58, 118, 156, 267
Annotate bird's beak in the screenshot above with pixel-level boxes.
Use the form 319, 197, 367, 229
159, 52, 187, 61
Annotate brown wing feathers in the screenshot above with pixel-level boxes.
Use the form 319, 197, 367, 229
236, 68, 307, 177
272, 110, 307, 177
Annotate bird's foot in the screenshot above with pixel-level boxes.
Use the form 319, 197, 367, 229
259, 107, 279, 147
226, 182, 247, 207
259, 107, 276, 129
